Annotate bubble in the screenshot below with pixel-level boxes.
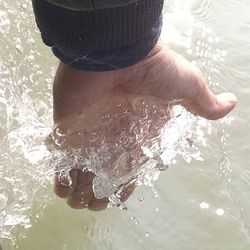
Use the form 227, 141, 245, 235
200, 202, 209, 209
216, 208, 225, 216
137, 197, 145, 203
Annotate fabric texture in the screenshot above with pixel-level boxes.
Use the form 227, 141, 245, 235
45, 0, 138, 10
52, 15, 162, 71
32, 0, 164, 71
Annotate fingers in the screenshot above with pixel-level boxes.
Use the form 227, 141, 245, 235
87, 198, 109, 211
65, 170, 109, 211
67, 170, 95, 209
54, 169, 109, 210
117, 44, 236, 121
119, 182, 136, 202
54, 169, 135, 211
174, 48, 237, 120
54, 169, 79, 198
184, 78, 237, 120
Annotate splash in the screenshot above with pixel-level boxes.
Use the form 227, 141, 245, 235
50, 104, 204, 205
0, 0, 225, 245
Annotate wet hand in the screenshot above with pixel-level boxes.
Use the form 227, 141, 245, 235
51, 43, 236, 211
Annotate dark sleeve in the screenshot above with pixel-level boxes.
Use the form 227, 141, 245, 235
46, 0, 138, 10
32, 0, 164, 53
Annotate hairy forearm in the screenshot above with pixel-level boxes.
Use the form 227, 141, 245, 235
45, 0, 137, 10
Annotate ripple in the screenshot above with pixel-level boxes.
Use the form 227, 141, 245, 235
1, 0, 247, 248
191, 0, 215, 25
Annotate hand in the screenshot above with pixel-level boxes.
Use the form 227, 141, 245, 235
50, 43, 236, 211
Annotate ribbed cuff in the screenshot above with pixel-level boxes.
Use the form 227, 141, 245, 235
32, 0, 164, 52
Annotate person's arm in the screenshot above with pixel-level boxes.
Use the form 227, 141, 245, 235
51, 45, 236, 211
32, 0, 236, 211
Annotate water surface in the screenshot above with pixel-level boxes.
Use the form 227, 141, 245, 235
1, 0, 250, 249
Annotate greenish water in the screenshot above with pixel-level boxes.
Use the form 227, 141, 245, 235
1, 0, 250, 249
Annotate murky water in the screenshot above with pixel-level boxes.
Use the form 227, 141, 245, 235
1, 0, 250, 249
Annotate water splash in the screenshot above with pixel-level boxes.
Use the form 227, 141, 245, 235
50, 104, 204, 204
0, 0, 240, 247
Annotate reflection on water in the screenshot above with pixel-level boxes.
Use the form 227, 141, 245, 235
1, 0, 250, 249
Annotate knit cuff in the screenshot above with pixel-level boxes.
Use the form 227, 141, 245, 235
46, 0, 138, 10
32, 0, 164, 52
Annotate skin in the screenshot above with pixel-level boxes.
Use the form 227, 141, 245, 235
50, 43, 236, 211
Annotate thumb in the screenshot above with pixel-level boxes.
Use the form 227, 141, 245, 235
184, 84, 237, 120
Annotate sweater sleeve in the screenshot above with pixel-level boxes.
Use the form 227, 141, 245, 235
45, 0, 138, 10
32, 0, 164, 71
32, 0, 164, 52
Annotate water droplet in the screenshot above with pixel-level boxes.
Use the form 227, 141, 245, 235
131, 216, 136, 221
216, 208, 224, 216
137, 197, 145, 203
200, 202, 209, 209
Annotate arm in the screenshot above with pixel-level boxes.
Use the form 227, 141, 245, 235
51, 45, 236, 211
33, 0, 236, 211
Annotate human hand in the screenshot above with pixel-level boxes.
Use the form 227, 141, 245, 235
50, 43, 236, 211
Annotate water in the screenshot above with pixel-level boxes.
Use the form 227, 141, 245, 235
1, 0, 250, 249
